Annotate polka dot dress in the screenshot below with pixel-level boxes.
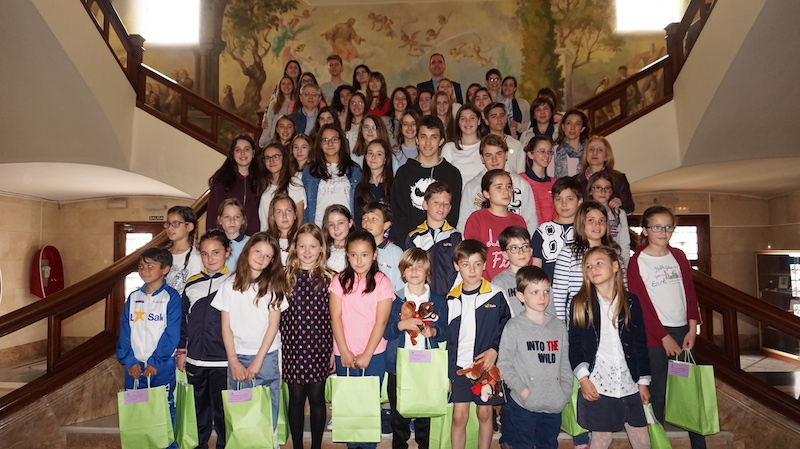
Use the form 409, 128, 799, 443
280, 270, 333, 384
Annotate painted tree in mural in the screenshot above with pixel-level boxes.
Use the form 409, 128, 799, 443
552, 0, 624, 106
223, 0, 299, 117
517, 0, 564, 105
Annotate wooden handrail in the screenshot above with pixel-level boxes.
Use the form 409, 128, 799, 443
692, 270, 800, 424
80, 0, 262, 155
0, 194, 208, 419
574, 0, 716, 135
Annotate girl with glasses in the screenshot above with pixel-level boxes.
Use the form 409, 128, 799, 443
587, 171, 630, 267
164, 205, 203, 296
351, 114, 391, 167
574, 135, 635, 213
258, 142, 306, 229
626, 206, 706, 449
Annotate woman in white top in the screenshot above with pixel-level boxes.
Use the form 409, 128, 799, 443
260, 76, 296, 148
440, 104, 485, 187
258, 142, 306, 229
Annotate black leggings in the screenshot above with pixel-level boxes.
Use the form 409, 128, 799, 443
287, 381, 327, 449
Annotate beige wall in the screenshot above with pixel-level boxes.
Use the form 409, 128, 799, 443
0, 194, 194, 350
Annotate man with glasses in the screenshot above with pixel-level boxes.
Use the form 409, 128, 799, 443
416, 53, 463, 104
456, 134, 537, 234
289, 83, 321, 135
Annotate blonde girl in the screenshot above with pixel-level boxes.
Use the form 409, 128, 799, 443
569, 246, 650, 449
211, 232, 289, 430
216, 198, 250, 272
281, 223, 335, 449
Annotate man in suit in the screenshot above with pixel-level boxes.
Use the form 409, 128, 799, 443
417, 53, 463, 104
289, 83, 321, 135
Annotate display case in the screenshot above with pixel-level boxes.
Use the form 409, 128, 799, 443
755, 250, 800, 359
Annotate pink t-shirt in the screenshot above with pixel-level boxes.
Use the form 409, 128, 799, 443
330, 271, 394, 356
464, 208, 528, 280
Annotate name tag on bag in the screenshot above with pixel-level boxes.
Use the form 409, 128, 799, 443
123, 389, 149, 404
228, 389, 253, 403
409, 350, 432, 364
668, 361, 690, 378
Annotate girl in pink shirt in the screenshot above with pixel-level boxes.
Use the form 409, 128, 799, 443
329, 230, 394, 449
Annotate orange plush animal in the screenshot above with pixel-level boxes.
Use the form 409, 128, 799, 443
400, 301, 420, 345
456, 361, 504, 402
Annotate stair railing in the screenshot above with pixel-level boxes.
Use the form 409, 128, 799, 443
573, 0, 716, 135
0, 194, 208, 420
693, 270, 800, 424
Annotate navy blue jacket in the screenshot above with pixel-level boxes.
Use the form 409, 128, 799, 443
416, 79, 464, 104
383, 288, 447, 374
180, 269, 231, 365
446, 279, 511, 379
568, 291, 650, 382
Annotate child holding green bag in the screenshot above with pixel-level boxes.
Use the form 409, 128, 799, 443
384, 248, 447, 449
627, 206, 706, 448
330, 230, 394, 449
568, 246, 651, 449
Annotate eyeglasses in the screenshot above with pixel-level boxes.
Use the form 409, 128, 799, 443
263, 154, 283, 162
506, 244, 532, 254
163, 221, 189, 228
591, 185, 613, 192
645, 225, 676, 233
361, 125, 378, 131
488, 77, 501, 82
350, 101, 365, 106
302, 92, 319, 97
355, 70, 368, 76
321, 137, 340, 145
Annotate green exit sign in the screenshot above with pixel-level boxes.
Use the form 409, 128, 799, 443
149, 215, 164, 221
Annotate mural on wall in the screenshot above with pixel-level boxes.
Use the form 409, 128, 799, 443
129, 0, 667, 120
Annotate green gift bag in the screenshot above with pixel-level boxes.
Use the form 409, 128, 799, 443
175, 371, 199, 449
118, 377, 175, 449
396, 346, 448, 417
560, 378, 589, 436
331, 371, 381, 443
277, 382, 290, 445
324, 374, 336, 403
665, 350, 719, 435
644, 403, 672, 449
429, 402, 480, 449
222, 382, 274, 449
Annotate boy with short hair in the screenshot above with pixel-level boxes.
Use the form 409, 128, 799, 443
362, 202, 404, 291
384, 248, 447, 449
532, 177, 583, 280
320, 54, 345, 104
390, 115, 462, 247
447, 240, 511, 449
492, 225, 533, 317
497, 266, 572, 449
117, 247, 182, 448
456, 134, 538, 234
406, 182, 462, 298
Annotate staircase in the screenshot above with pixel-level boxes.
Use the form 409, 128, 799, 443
1, 0, 800, 447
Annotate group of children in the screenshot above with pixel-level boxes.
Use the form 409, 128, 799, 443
117, 113, 703, 449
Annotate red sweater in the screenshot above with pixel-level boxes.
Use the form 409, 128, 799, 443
520, 172, 557, 224
626, 245, 702, 348
463, 208, 527, 280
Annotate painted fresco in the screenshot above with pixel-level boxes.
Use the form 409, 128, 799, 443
126, 0, 667, 118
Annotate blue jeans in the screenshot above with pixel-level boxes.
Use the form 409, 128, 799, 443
228, 351, 281, 429
500, 395, 561, 449
335, 352, 386, 449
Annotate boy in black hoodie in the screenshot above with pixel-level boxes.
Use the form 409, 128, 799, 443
390, 115, 462, 248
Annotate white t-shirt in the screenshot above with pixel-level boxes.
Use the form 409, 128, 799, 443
258, 174, 307, 232
327, 246, 347, 273
591, 294, 638, 398
211, 276, 288, 355
440, 141, 482, 187
314, 163, 352, 226
403, 285, 431, 350
636, 252, 688, 326
456, 289, 479, 368
166, 247, 203, 296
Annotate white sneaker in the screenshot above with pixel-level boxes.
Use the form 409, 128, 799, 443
327, 417, 333, 431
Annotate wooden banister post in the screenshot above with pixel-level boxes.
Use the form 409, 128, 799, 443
128, 34, 146, 102
664, 23, 683, 83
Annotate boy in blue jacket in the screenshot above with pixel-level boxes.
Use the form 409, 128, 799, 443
384, 248, 447, 449
117, 246, 182, 448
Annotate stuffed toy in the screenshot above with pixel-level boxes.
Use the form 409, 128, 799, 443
400, 301, 437, 345
456, 361, 504, 402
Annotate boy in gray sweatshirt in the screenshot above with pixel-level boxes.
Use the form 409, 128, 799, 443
497, 266, 573, 449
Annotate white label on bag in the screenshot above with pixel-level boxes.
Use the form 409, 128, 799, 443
668, 361, 690, 378
124, 389, 149, 404
228, 389, 253, 403
409, 350, 432, 363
